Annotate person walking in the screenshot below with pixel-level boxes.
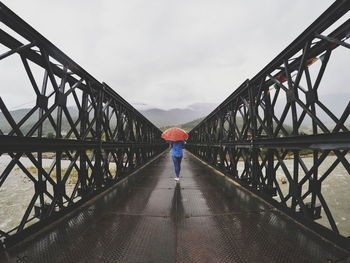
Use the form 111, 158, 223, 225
170, 141, 185, 181
161, 127, 189, 182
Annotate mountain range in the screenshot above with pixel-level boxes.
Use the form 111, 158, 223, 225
1, 92, 349, 135
0, 103, 217, 135
138, 103, 217, 127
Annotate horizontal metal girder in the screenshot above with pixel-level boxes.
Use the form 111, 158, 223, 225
186, 132, 350, 150
0, 135, 165, 153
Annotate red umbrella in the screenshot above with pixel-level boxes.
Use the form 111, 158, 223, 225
161, 127, 189, 141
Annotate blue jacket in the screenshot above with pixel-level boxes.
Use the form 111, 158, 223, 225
170, 141, 185, 157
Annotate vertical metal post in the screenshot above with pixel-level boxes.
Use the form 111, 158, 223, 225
37, 70, 48, 210
93, 85, 103, 189
265, 86, 275, 194
55, 66, 67, 208
249, 82, 259, 189
79, 91, 88, 195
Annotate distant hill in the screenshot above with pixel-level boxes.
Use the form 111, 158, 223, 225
180, 117, 205, 132
0, 108, 31, 133
161, 116, 296, 136
0, 103, 217, 135
161, 115, 245, 132
0, 107, 79, 135
2, 94, 348, 135
138, 103, 217, 127
160, 117, 206, 132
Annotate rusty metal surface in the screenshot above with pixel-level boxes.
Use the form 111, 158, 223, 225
0, 151, 349, 263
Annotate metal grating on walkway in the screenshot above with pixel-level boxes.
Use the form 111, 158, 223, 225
0, 151, 349, 263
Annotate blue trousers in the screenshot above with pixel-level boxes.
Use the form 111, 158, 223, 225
172, 155, 182, 177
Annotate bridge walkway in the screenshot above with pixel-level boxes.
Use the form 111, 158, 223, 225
0, 151, 348, 262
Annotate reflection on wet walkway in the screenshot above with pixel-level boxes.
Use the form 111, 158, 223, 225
0, 151, 348, 262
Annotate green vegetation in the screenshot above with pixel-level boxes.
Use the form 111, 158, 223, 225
47, 132, 55, 138
180, 117, 205, 131
160, 117, 205, 132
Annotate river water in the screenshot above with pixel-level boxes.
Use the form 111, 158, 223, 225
0, 154, 349, 237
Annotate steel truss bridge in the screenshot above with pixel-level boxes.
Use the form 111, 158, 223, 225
0, 0, 350, 262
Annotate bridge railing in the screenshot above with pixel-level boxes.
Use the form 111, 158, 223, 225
187, 0, 350, 248
0, 2, 167, 247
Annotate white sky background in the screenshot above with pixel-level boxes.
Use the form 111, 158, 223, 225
0, 0, 348, 110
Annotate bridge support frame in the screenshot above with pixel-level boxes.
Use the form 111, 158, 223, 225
0, 3, 167, 248
187, 0, 350, 251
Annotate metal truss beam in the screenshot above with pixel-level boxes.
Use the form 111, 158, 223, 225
0, 2, 167, 248
187, 0, 350, 251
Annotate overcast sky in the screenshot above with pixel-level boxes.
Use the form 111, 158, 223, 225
0, 0, 348, 110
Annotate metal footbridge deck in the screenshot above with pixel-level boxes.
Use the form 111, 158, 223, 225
1, 151, 348, 263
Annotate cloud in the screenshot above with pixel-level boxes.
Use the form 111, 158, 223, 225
1, 0, 347, 111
